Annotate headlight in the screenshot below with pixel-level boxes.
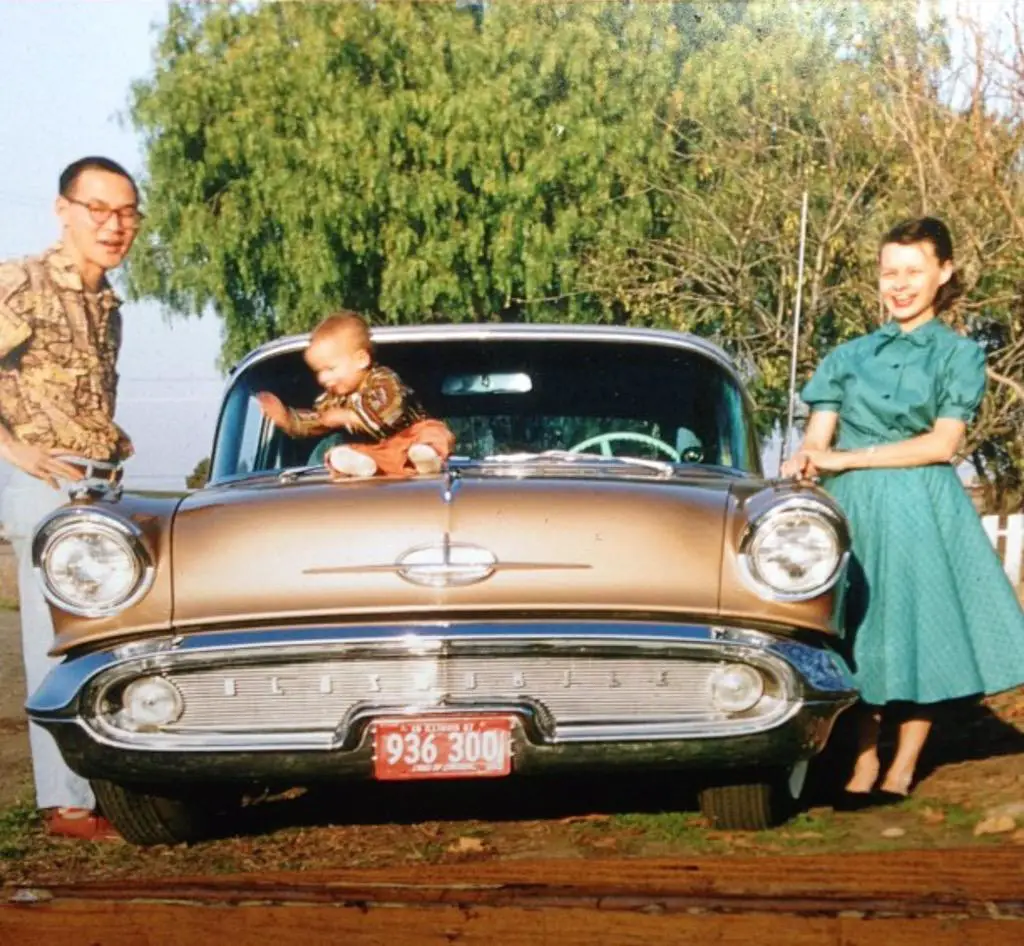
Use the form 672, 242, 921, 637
115, 676, 184, 732
741, 500, 846, 600
32, 511, 153, 617
708, 663, 765, 713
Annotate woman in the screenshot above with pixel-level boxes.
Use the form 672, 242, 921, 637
782, 216, 1024, 801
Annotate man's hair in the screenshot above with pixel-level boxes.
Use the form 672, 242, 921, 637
59, 157, 139, 201
880, 216, 962, 315
310, 310, 373, 354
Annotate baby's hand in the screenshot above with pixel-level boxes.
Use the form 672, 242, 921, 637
255, 392, 291, 429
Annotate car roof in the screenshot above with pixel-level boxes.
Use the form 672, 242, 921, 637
229, 322, 746, 388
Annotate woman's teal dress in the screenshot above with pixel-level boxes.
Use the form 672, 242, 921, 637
802, 318, 1024, 706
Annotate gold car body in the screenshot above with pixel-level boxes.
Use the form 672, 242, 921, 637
27, 324, 856, 819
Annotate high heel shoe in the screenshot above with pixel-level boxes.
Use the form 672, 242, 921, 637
833, 790, 882, 812
878, 769, 913, 799
843, 756, 881, 795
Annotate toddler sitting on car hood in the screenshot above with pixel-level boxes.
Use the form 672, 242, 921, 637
256, 311, 454, 478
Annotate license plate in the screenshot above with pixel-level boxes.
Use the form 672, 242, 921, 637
373, 715, 513, 781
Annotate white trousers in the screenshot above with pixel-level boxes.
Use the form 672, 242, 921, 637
0, 468, 95, 810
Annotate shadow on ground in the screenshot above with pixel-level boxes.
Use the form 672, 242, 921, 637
226, 771, 706, 840
806, 693, 1024, 797
191, 694, 1024, 841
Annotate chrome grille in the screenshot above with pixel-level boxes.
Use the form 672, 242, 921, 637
158, 655, 770, 735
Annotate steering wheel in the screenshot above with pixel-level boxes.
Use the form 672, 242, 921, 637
567, 431, 681, 462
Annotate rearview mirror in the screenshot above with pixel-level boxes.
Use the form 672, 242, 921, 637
441, 372, 533, 395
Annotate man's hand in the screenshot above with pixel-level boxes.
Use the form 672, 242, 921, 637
255, 392, 292, 430
0, 439, 84, 490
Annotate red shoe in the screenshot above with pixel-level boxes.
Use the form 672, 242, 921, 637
45, 807, 121, 841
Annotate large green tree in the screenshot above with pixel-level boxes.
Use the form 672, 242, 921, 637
585, 0, 1024, 497
128, 0, 742, 366
128, 0, 1023, 498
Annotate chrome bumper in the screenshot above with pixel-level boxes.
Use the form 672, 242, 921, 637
27, 620, 857, 784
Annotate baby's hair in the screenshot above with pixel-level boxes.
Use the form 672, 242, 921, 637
880, 216, 962, 314
309, 310, 373, 354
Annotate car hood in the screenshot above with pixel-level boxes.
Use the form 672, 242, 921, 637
168, 469, 734, 627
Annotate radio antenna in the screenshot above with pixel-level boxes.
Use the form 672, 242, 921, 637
781, 189, 810, 468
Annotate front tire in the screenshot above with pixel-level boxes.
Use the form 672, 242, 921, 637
92, 780, 219, 846
698, 763, 806, 830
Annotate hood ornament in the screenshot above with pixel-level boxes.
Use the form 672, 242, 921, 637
396, 537, 496, 588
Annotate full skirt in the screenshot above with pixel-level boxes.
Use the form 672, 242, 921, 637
825, 464, 1024, 706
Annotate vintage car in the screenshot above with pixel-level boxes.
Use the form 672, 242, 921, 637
27, 323, 857, 845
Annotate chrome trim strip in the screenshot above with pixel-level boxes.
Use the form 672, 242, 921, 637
28, 622, 856, 757
229, 323, 746, 388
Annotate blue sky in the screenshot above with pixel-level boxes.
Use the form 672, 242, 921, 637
0, 0, 1011, 493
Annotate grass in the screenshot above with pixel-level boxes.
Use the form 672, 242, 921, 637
583, 811, 724, 854
608, 810, 709, 844
899, 793, 975, 821
0, 786, 1014, 884
0, 799, 41, 860
562, 795, 1002, 859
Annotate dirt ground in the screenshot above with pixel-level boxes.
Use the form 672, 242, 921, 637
1, 594, 1023, 888
0, 599, 32, 813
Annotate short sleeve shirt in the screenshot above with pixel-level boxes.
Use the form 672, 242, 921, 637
801, 318, 986, 450
0, 243, 132, 461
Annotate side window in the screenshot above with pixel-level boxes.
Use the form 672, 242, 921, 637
211, 383, 268, 480
236, 394, 265, 474
718, 377, 754, 471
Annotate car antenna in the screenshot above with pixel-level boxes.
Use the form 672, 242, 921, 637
781, 189, 809, 471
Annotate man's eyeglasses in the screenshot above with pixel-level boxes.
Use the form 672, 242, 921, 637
64, 197, 145, 230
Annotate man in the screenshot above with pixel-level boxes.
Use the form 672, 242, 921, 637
0, 156, 142, 840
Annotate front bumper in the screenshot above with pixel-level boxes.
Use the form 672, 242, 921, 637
27, 620, 857, 784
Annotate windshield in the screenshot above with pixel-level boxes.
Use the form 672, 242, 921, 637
210, 336, 759, 482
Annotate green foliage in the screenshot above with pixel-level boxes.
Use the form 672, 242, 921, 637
584, 0, 1024, 488
185, 455, 211, 489
587, 1, 928, 416
129, 1, 739, 367
128, 0, 1024, 491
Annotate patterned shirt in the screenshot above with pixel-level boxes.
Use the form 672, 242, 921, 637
287, 365, 427, 442
0, 243, 132, 461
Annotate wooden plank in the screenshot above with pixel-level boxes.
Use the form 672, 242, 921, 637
0, 899, 1013, 946
2, 850, 1021, 944
16, 849, 1019, 903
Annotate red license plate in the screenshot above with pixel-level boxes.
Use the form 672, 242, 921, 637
373, 715, 513, 781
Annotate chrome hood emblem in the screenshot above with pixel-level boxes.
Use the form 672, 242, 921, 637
396, 540, 497, 588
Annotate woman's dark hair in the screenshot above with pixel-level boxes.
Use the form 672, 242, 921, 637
880, 216, 962, 315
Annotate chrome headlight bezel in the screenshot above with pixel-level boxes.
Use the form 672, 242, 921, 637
738, 496, 849, 602
31, 509, 155, 618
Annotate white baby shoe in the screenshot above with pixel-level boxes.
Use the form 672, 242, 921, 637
326, 446, 378, 478
407, 443, 442, 475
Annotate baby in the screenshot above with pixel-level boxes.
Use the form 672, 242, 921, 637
256, 311, 454, 478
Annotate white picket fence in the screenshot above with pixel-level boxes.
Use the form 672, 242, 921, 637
982, 513, 1024, 587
